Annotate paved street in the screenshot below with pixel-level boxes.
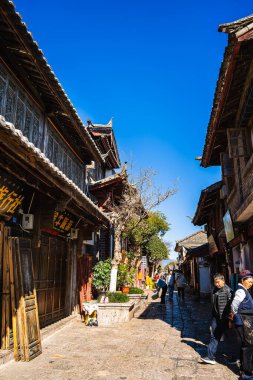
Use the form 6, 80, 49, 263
0, 292, 239, 380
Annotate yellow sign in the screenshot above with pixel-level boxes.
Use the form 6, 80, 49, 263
53, 210, 75, 234
0, 179, 24, 220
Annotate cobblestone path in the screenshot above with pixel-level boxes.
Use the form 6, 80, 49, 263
0, 292, 239, 380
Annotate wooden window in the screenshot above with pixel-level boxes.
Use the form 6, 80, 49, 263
227, 128, 251, 158
4, 80, 17, 123
31, 112, 41, 147
58, 146, 63, 172
16, 93, 26, 132
23, 105, 33, 139
45, 124, 84, 191
46, 134, 53, 162
0, 64, 43, 150
0, 68, 7, 114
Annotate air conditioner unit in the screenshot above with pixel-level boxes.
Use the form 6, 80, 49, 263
22, 214, 34, 230
70, 228, 79, 239
220, 184, 228, 199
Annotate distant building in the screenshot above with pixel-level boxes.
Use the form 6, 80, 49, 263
175, 231, 210, 296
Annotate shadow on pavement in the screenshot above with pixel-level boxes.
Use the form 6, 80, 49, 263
137, 290, 240, 377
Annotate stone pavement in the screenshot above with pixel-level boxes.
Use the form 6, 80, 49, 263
0, 292, 240, 380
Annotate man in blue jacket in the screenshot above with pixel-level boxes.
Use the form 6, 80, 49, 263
157, 275, 167, 304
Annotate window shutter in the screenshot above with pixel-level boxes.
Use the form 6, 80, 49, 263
4, 80, 17, 123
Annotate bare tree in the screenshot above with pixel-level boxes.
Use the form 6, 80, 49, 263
108, 167, 176, 291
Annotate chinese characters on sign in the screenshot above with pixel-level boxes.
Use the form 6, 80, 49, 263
53, 210, 75, 235
0, 174, 24, 221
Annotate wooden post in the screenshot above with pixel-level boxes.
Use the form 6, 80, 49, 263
1, 226, 11, 350
0, 222, 4, 348
8, 237, 19, 360
13, 238, 25, 361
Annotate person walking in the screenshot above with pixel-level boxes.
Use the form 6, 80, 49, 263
230, 270, 253, 379
201, 273, 233, 365
176, 270, 187, 301
156, 275, 167, 305
166, 269, 175, 303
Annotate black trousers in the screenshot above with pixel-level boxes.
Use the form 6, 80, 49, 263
161, 285, 167, 304
236, 325, 253, 375
177, 287, 185, 300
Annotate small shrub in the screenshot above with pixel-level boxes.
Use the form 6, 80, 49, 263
107, 292, 129, 303
129, 287, 144, 294
92, 258, 112, 292
117, 264, 136, 287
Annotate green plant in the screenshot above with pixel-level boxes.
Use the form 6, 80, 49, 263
92, 258, 112, 292
117, 264, 136, 287
106, 292, 129, 303
129, 287, 144, 294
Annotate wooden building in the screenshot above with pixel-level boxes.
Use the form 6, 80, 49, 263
198, 14, 253, 288
0, 1, 112, 357
192, 181, 230, 282
175, 231, 210, 295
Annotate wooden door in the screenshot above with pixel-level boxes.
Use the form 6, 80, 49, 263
34, 234, 67, 327
78, 255, 93, 306
13, 238, 42, 361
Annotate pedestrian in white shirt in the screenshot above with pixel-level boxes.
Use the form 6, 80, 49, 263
230, 270, 253, 379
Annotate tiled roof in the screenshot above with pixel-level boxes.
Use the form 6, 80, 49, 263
89, 173, 123, 188
175, 230, 207, 249
0, 116, 110, 224
87, 119, 121, 169
219, 14, 253, 34
1, 0, 105, 164
201, 14, 253, 167
192, 181, 222, 226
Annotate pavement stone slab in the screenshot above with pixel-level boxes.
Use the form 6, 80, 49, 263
0, 291, 239, 380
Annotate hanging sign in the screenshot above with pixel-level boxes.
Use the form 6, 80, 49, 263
223, 210, 235, 243
0, 170, 25, 221
141, 256, 147, 269
53, 210, 76, 235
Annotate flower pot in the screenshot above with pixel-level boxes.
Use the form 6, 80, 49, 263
122, 286, 129, 294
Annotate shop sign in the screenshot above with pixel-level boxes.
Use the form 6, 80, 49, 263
223, 210, 235, 242
0, 173, 24, 221
53, 210, 75, 235
141, 256, 147, 269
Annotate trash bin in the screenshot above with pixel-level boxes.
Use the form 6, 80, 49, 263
82, 302, 98, 327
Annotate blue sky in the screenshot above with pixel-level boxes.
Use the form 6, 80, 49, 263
14, 0, 253, 259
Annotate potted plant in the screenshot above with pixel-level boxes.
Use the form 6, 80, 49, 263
117, 264, 136, 293
106, 292, 129, 302
92, 258, 112, 298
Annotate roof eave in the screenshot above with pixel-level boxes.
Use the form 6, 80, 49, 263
2, 0, 105, 165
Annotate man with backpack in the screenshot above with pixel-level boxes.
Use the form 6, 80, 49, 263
156, 275, 167, 304
201, 273, 233, 365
